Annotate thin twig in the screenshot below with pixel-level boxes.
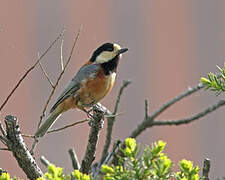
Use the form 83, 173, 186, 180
0, 135, 7, 145
32, 28, 81, 154
60, 39, 64, 70
103, 140, 121, 165
80, 106, 105, 174
47, 119, 88, 134
130, 83, 204, 138
30, 138, 38, 155
149, 99, 225, 127
144, 99, 149, 120
39, 62, 54, 88
130, 99, 225, 138
150, 83, 204, 120
100, 80, 131, 164
113, 80, 131, 115
0, 29, 65, 112
0, 122, 6, 137
202, 158, 210, 180
31, 29, 80, 154
38, 27, 81, 129
22, 134, 35, 138
93, 140, 121, 179
40, 156, 51, 167
0, 148, 10, 151
68, 148, 80, 170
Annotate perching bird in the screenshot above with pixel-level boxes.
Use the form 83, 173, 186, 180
35, 43, 128, 137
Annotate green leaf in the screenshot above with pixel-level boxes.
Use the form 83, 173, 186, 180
72, 170, 92, 180
200, 77, 211, 84
178, 159, 200, 180
101, 165, 114, 174
0, 173, 10, 180
208, 73, 213, 82
124, 138, 136, 152
151, 140, 166, 157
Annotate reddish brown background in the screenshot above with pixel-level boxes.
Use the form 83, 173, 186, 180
0, 0, 225, 179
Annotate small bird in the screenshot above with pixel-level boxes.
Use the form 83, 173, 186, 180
35, 43, 128, 137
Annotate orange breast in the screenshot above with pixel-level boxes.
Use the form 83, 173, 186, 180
56, 96, 77, 113
76, 68, 116, 109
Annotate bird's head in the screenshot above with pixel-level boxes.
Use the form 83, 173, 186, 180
90, 43, 128, 64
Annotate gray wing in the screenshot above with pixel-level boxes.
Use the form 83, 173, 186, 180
49, 64, 99, 113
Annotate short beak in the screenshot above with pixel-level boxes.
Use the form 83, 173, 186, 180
117, 48, 128, 55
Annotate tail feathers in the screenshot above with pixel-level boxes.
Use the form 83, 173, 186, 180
35, 110, 62, 137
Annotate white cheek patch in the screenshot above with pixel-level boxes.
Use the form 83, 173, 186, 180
95, 51, 117, 64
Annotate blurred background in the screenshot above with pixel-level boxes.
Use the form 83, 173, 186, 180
0, 0, 225, 179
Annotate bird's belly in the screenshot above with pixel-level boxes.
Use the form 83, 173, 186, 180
77, 72, 116, 108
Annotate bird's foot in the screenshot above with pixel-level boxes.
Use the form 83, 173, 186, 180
83, 108, 94, 119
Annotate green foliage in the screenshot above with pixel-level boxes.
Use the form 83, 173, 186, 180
0, 173, 10, 180
72, 170, 92, 180
101, 139, 199, 180
36, 164, 92, 180
176, 159, 200, 180
0, 139, 200, 180
0, 172, 21, 180
37, 164, 70, 180
201, 63, 225, 95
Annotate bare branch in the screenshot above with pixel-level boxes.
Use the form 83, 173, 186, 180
113, 80, 131, 115
30, 138, 38, 156
0, 134, 7, 146
47, 119, 88, 134
148, 99, 225, 127
39, 62, 54, 88
38, 27, 81, 129
31, 28, 81, 155
130, 83, 204, 138
100, 80, 131, 164
60, 39, 64, 70
144, 99, 149, 120
80, 106, 105, 174
93, 140, 121, 179
22, 134, 35, 138
0, 29, 65, 112
202, 158, 210, 180
40, 156, 51, 167
4, 115, 42, 179
103, 140, 121, 165
0, 122, 6, 137
68, 148, 80, 170
131, 99, 225, 138
150, 83, 204, 120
